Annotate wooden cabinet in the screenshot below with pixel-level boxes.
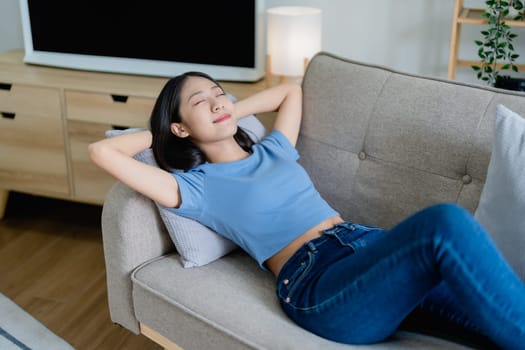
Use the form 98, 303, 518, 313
0, 50, 268, 218
65, 90, 155, 201
0, 83, 68, 196
67, 120, 122, 202
65, 90, 155, 126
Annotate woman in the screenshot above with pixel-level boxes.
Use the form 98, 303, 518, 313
89, 71, 525, 349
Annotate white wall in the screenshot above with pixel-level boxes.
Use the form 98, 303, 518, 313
2, 0, 525, 85
0, 0, 23, 52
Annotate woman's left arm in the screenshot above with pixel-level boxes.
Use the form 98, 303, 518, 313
233, 82, 302, 146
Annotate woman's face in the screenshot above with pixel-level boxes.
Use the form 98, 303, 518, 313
173, 76, 236, 144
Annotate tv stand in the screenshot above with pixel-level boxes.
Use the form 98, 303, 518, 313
0, 50, 270, 219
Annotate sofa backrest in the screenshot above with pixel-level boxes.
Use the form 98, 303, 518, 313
298, 52, 525, 229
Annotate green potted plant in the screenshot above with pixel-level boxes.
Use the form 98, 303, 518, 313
472, 0, 523, 86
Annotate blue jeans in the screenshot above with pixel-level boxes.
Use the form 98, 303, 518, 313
276, 203, 525, 349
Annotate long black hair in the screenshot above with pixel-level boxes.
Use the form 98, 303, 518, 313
150, 71, 254, 172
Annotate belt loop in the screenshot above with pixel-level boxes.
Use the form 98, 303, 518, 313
306, 241, 318, 253
340, 222, 355, 231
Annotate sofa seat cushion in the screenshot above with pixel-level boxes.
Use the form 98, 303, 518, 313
131, 251, 474, 350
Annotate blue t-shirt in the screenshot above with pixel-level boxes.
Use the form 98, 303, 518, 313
168, 130, 339, 269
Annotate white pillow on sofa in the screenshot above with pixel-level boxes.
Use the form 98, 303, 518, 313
474, 104, 525, 281
105, 103, 266, 267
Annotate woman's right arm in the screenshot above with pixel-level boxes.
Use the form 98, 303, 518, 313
233, 82, 302, 146
88, 130, 181, 208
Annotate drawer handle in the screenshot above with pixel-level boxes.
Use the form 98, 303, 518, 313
111, 94, 129, 103
1, 112, 16, 119
0, 83, 12, 91
111, 125, 130, 130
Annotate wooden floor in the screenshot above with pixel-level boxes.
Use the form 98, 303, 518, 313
0, 192, 162, 350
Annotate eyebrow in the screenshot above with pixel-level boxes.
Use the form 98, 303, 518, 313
187, 85, 222, 102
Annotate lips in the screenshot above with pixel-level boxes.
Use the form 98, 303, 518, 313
213, 114, 231, 123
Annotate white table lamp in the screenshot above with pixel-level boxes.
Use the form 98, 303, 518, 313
266, 6, 322, 86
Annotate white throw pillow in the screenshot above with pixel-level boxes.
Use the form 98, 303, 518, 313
474, 104, 525, 281
105, 96, 267, 267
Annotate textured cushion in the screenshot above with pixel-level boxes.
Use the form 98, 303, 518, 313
105, 100, 267, 268
474, 104, 525, 281
298, 53, 495, 230
157, 206, 239, 268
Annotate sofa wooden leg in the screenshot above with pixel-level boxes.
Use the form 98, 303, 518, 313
0, 190, 9, 220
140, 323, 183, 350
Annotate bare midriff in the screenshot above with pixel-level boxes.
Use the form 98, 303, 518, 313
265, 215, 345, 277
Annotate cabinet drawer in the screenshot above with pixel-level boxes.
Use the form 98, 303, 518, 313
68, 120, 120, 203
0, 110, 68, 195
65, 90, 153, 128
0, 83, 61, 119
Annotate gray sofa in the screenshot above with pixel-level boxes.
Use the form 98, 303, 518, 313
101, 52, 525, 349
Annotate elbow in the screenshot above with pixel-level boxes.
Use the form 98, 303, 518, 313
292, 81, 302, 95
87, 141, 108, 167
87, 142, 97, 163
286, 80, 302, 91
284, 81, 302, 101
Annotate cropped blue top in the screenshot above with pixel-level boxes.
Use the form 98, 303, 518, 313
168, 130, 339, 269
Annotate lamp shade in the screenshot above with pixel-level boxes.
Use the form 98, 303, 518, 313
266, 6, 322, 77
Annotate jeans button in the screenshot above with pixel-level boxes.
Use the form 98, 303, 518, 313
284, 279, 289, 285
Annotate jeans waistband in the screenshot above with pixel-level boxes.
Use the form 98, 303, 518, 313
278, 221, 383, 280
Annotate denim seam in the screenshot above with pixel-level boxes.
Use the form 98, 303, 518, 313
278, 238, 328, 298
439, 241, 524, 338
287, 251, 316, 301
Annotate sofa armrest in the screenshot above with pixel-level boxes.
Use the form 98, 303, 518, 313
101, 181, 175, 333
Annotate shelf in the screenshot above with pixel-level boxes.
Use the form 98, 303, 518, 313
457, 59, 525, 70
448, 0, 525, 80
458, 8, 525, 26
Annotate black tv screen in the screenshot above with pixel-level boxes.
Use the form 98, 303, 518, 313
20, 0, 266, 81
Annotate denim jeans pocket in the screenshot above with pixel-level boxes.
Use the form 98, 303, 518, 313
277, 248, 317, 305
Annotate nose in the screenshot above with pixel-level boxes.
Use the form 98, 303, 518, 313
213, 101, 224, 112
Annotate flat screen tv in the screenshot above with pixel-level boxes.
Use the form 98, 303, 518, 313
19, 0, 266, 82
